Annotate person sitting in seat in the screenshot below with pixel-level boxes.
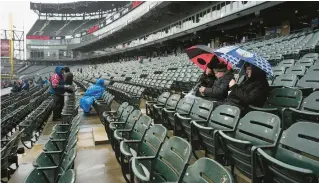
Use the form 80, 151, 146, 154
198, 58, 216, 88
11, 81, 21, 92
225, 63, 270, 113
199, 63, 234, 101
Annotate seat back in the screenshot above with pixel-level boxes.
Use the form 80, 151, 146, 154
272, 122, 319, 181
208, 105, 241, 131
123, 109, 142, 130
272, 74, 298, 87
300, 91, 319, 113
286, 65, 306, 77
189, 99, 214, 121
58, 169, 75, 183
137, 125, 168, 157
235, 111, 281, 146
157, 92, 171, 105
182, 158, 234, 183
264, 88, 302, 109
60, 148, 77, 174
164, 94, 181, 110
272, 66, 286, 76
116, 102, 129, 118
118, 106, 134, 122
307, 64, 319, 74
297, 72, 319, 89
302, 53, 318, 60
152, 136, 192, 182
128, 115, 152, 141
24, 169, 48, 183
222, 111, 281, 178
175, 97, 195, 115
295, 58, 314, 68
279, 59, 295, 68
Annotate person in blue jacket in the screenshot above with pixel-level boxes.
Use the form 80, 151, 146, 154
80, 78, 105, 113
21, 79, 29, 90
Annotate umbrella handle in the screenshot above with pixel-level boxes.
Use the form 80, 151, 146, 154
236, 64, 245, 83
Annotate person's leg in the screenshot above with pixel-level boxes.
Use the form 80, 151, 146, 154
52, 94, 59, 120
56, 94, 64, 119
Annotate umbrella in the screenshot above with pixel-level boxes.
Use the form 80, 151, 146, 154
212, 46, 274, 77
185, 45, 232, 71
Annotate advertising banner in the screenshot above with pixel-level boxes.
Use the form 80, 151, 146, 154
0, 39, 10, 57
26, 35, 51, 40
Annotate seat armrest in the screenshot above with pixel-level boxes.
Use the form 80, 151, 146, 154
249, 105, 278, 112
257, 148, 313, 174
153, 104, 165, 109
175, 113, 191, 120
219, 131, 251, 145
192, 121, 212, 130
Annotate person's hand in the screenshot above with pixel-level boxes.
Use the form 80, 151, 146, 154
229, 79, 236, 88
199, 87, 206, 93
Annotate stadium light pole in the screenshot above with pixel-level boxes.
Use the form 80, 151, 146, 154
9, 12, 14, 79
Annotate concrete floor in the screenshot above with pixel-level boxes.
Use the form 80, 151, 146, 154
9, 106, 125, 183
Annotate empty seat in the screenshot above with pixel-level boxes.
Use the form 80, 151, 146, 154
297, 72, 319, 89
302, 52, 318, 61
192, 105, 240, 162
250, 88, 303, 117
272, 66, 286, 76
256, 122, 319, 183
295, 58, 315, 68
145, 92, 171, 119
285, 65, 306, 77
175, 98, 214, 141
307, 64, 319, 74
279, 59, 295, 68
119, 124, 167, 182
171, 97, 195, 136
283, 91, 319, 129
272, 74, 298, 87
131, 136, 192, 183
219, 111, 281, 179
181, 158, 234, 183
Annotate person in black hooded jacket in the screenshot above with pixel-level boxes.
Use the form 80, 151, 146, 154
199, 63, 234, 101
226, 63, 270, 113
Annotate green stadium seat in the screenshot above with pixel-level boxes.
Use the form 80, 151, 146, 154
171, 97, 195, 136
282, 91, 319, 129
119, 124, 167, 182
219, 111, 281, 181
250, 88, 303, 118
272, 74, 298, 87
285, 65, 306, 77
256, 122, 319, 183
153, 94, 181, 124
131, 136, 192, 183
146, 92, 171, 119
297, 72, 319, 89
58, 169, 75, 183
192, 105, 240, 163
109, 109, 142, 150
113, 115, 152, 163
25, 148, 76, 183
181, 157, 234, 183
161, 94, 182, 130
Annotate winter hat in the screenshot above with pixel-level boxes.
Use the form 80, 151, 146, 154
207, 56, 220, 69
213, 63, 227, 72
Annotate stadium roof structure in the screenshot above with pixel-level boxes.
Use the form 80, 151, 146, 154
30, 1, 130, 14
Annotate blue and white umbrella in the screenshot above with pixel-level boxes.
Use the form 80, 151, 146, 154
212, 46, 274, 77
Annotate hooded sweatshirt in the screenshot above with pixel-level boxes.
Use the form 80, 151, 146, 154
226, 65, 270, 113
50, 65, 65, 94
203, 71, 234, 101
21, 79, 29, 90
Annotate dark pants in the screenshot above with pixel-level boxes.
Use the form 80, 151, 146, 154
53, 94, 64, 119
